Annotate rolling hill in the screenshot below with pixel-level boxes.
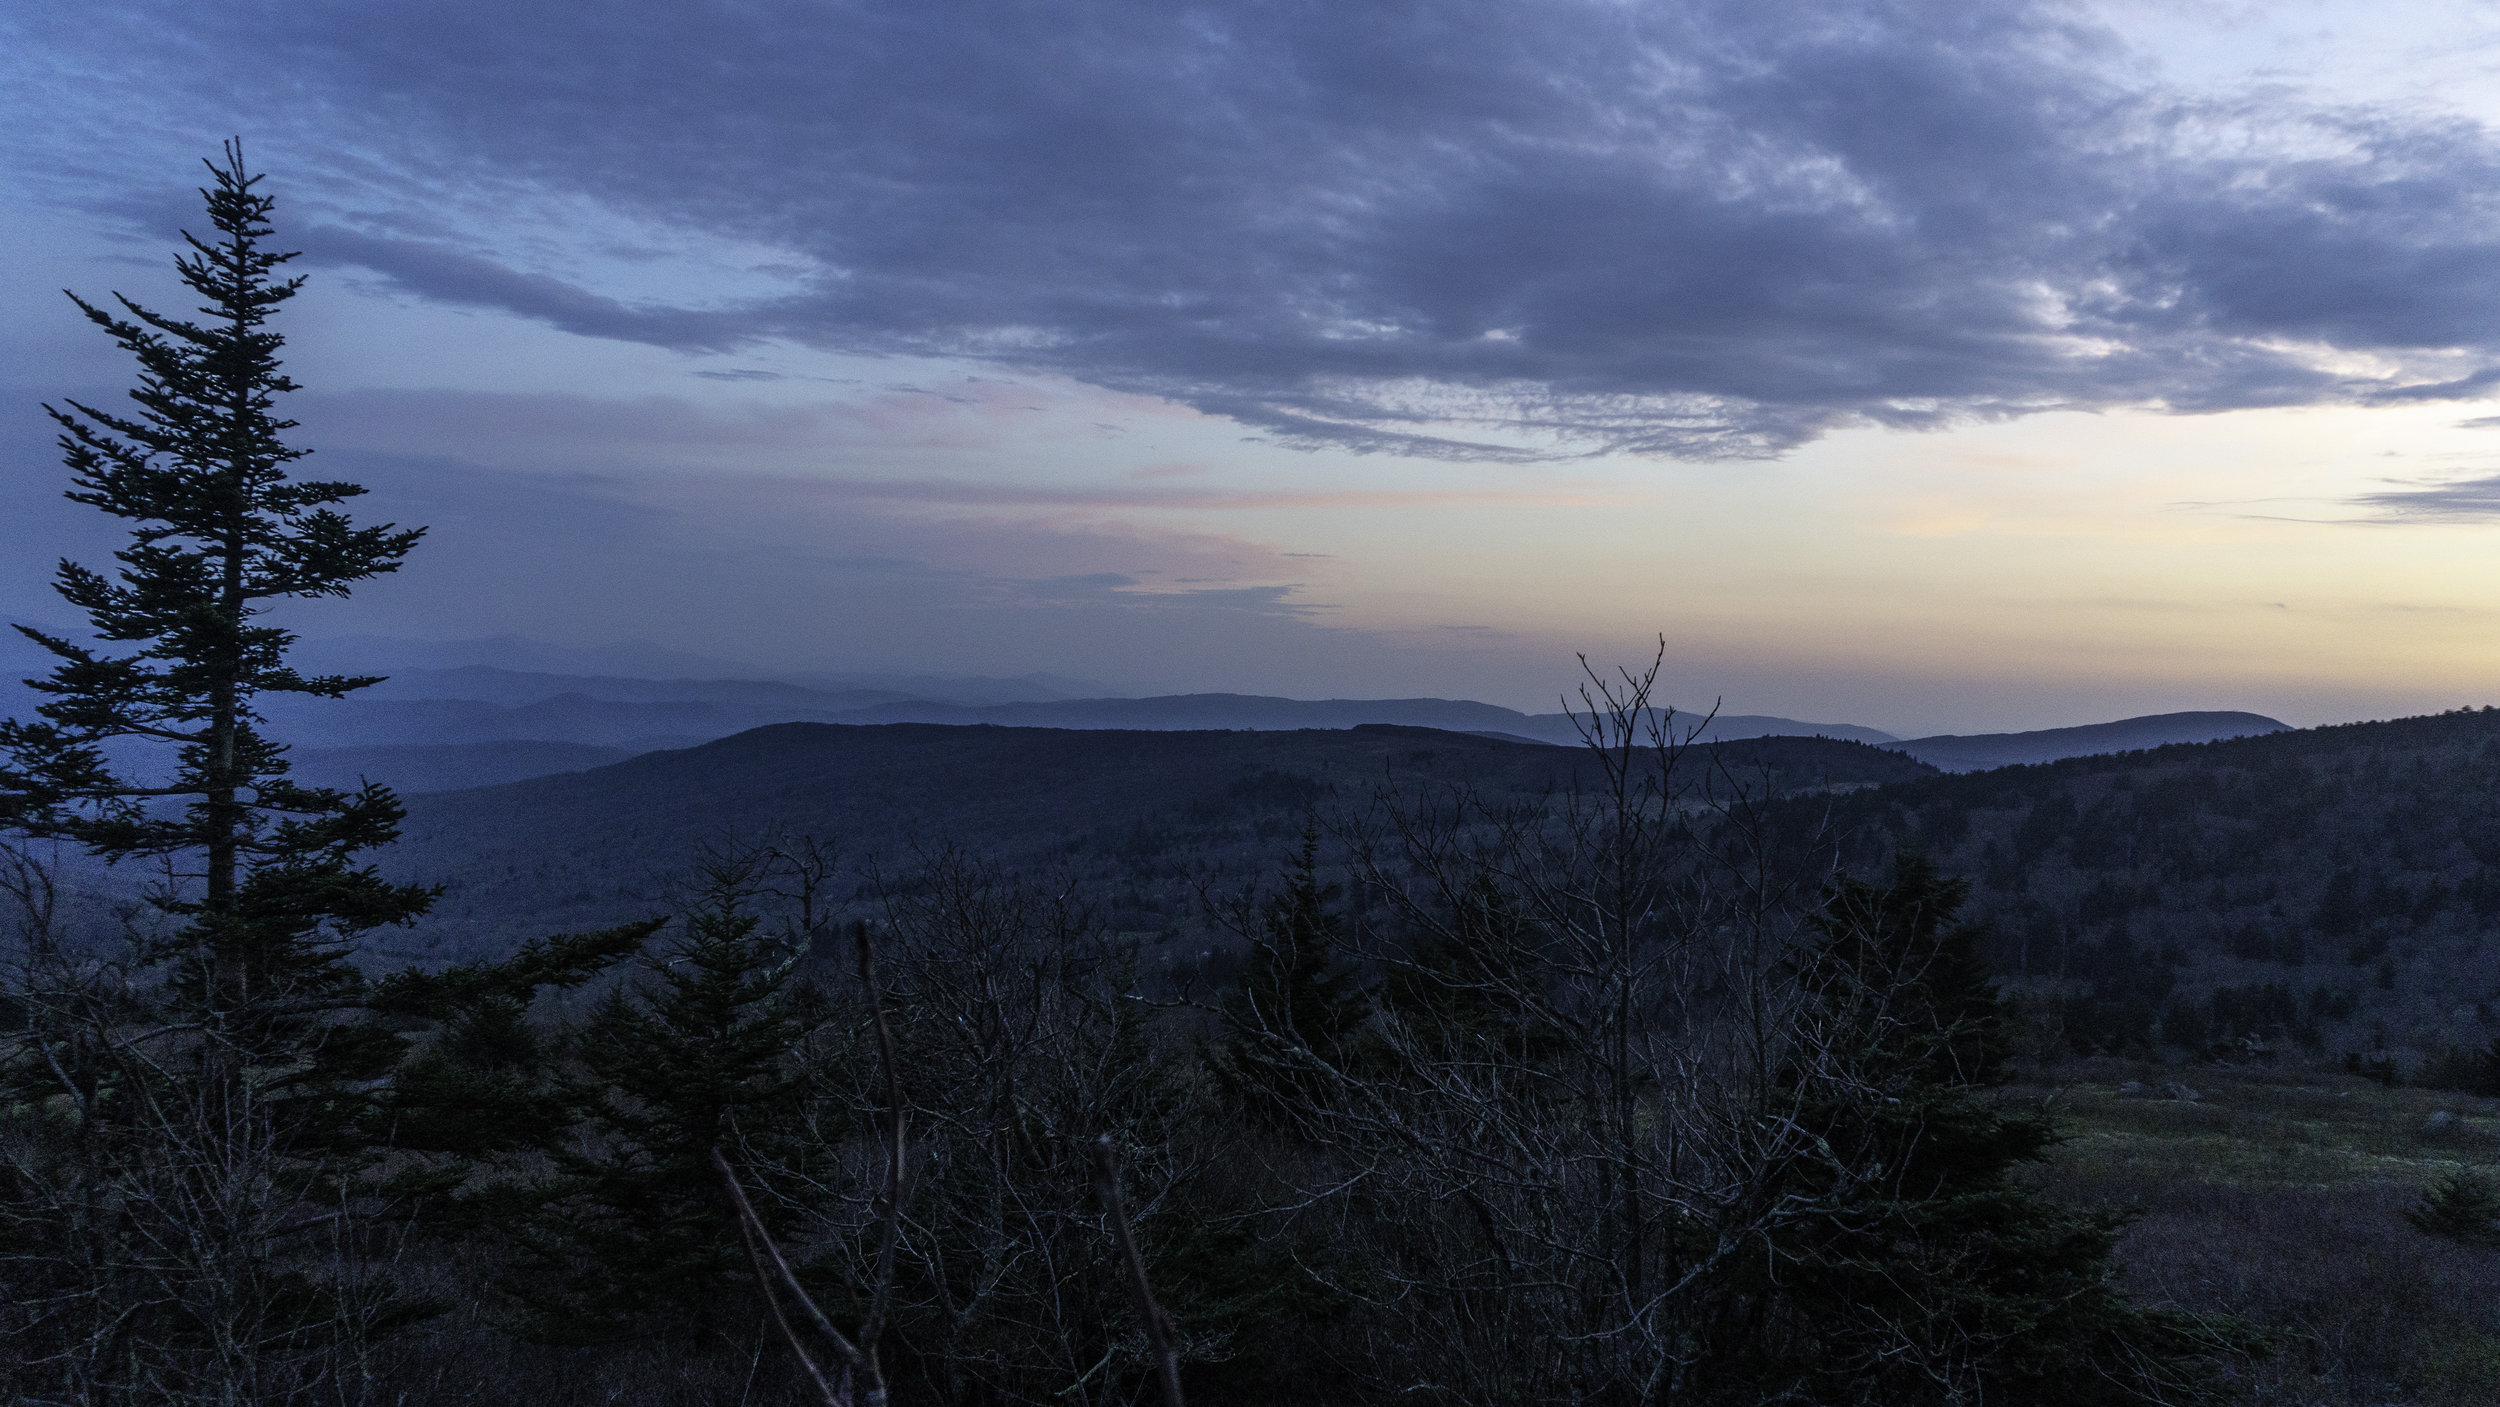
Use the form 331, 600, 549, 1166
1790, 707, 2500, 1067
377, 724, 1934, 962
289, 740, 638, 796
1892, 710, 2288, 771
364, 705, 2500, 1078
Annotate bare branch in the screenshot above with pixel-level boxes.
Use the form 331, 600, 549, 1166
711, 1147, 869, 1375
1091, 1134, 1184, 1407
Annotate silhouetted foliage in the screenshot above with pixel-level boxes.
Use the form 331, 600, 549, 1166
1706, 857, 2248, 1405
0, 145, 448, 1405
0, 151, 654, 1407
508, 852, 821, 1344
1, 142, 432, 1023
1209, 825, 1369, 1129
2416, 1037, 2500, 1098
2406, 1169, 2500, 1246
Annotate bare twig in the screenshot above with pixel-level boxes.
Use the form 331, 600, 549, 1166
714, 1149, 846, 1407
713, 1149, 884, 1398
1091, 1134, 1183, 1407
708, 919, 910, 1407
855, 920, 909, 1363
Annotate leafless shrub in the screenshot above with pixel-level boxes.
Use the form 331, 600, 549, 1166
2061, 1172, 2500, 1406
728, 849, 1206, 1406
0, 840, 411, 1407
1192, 649, 1845, 1401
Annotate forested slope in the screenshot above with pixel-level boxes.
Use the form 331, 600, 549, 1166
383, 723, 1931, 960
1798, 708, 2500, 1065
380, 708, 2500, 1074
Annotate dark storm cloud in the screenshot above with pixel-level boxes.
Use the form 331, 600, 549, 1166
29, 0, 2500, 457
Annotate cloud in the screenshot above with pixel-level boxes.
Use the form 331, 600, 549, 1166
1018, 575, 1317, 614
229, 440, 1354, 677
17, 0, 2500, 459
760, 475, 1582, 512
300, 227, 767, 351
290, 386, 1596, 509
2353, 472, 2500, 521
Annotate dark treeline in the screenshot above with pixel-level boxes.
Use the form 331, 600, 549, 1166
3, 151, 2249, 1405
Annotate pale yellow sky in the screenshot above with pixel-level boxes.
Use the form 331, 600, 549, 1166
1054, 396, 2500, 731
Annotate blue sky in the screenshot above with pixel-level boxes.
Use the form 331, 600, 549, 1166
8, 0, 2500, 731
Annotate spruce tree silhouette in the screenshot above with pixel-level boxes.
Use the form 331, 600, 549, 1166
0, 143, 667, 1403
514, 853, 823, 1343
1212, 825, 1370, 1131
0, 141, 448, 1403
1708, 856, 2249, 1405
2, 141, 433, 1063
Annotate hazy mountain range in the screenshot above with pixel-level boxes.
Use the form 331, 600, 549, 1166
8, 615, 2486, 1068
262, 687, 1909, 794
3, 628, 2294, 794
1895, 712, 2289, 772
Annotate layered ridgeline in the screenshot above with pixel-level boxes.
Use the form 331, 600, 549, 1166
1896, 711, 2285, 772
266, 671, 1896, 766
365, 704, 2500, 1075
4, 628, 2290, 793
9, 640, 2287, 786
378, 724, 1932, 963
1791, 707, 2500, 1068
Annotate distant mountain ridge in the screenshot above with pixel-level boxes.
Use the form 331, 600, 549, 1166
1894, 711, 2290, 773
356, 667, 914, 710
251, 670, 2307, 794
817, 693, 1897, 747
290, 741, 636, 796
248, 667, 1904, 784
381, 724, 1935, 951
0, 631, 2316, 792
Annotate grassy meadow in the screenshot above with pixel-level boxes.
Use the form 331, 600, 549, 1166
2017, 1063, 2500, 1405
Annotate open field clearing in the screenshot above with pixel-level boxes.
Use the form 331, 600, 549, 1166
2018, 1064, 2500, 1405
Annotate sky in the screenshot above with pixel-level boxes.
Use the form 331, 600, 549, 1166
7, 0, 2500, 733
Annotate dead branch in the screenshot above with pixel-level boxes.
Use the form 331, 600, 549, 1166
714, 1151, 847, 1407
709, 920, 909, 1407
714, 1148, 873, 1401
855, 919, 908, 1363
1091, 1134, 1183, 1407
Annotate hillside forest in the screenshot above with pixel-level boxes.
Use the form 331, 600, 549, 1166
12, 155, 2500, 1407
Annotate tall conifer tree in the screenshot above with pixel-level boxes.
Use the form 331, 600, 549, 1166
0, 146, 450, 1402
1213, 828, 1369, 1129
1, 141, 433, 1047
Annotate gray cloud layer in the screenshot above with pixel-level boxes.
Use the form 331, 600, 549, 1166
26, 0, 2500, 457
